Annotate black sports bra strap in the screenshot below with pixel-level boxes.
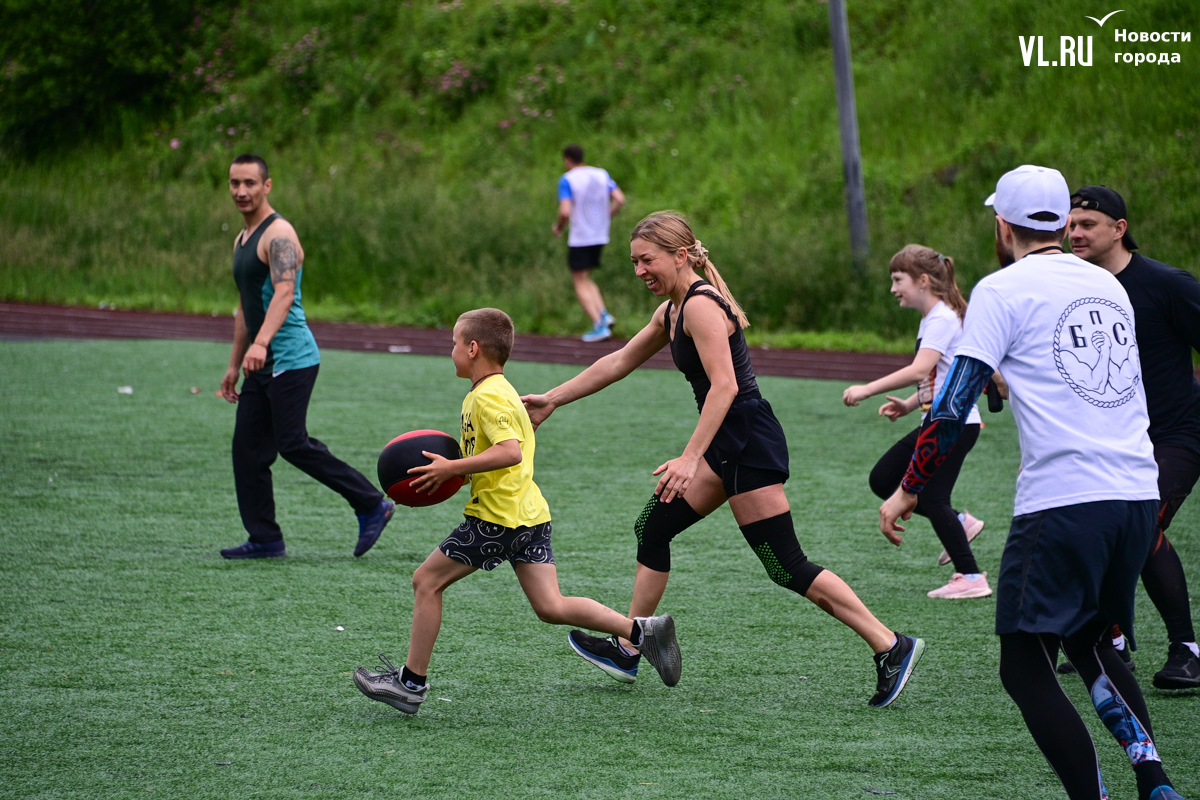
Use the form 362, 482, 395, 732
666, 280, 738, 337
682, 281, 738, 326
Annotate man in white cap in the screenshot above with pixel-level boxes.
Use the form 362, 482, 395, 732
880, 165, 1184, 800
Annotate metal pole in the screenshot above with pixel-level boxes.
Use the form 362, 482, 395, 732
828, 0, 869, 273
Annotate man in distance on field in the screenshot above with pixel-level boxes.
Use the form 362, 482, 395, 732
552, 143, 625, 342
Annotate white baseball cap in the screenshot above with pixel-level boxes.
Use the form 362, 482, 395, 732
984, 165, 1070, 231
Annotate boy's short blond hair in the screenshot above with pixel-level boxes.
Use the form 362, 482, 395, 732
457, 308, 514, 365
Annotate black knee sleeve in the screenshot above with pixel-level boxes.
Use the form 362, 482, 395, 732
634, 494, 703, 572
740, 513, 825, 596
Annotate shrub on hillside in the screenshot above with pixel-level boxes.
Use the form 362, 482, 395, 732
0, 0, 234, 154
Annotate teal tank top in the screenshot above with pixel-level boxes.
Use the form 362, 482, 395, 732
232, 213, 320, 374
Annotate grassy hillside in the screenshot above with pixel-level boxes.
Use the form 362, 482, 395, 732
2, 0, 1198, 342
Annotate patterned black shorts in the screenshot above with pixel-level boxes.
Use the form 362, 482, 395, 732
439, 516, 554, 571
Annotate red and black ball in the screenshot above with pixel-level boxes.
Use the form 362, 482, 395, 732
377, 429, 465, 507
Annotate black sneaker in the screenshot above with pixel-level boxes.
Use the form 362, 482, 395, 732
220, 540, 286, 559
353, 653, 427, 714
567, 630, 640, 684
869, 633, 926, 708
1058, 643, 1134, 675
634, 614, 682, 687
355, 498, 396, 557
1153, 642, 1200, 690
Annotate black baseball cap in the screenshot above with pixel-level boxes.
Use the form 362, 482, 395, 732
1070, 185, 1138, 250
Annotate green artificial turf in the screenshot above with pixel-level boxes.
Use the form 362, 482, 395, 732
1, 339, 1196, 799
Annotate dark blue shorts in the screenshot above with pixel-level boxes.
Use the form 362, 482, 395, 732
439, 516, 554, 572
703, 396, 790, 497
995, 499, 1157, 647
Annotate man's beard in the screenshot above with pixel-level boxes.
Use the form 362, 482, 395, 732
994, 220, 1015, 268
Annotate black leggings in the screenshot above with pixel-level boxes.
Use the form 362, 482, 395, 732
233, 366, 383, 542
869, 422, 981, 574
999, 618, 1171, 800
1141, 444, 1200, 645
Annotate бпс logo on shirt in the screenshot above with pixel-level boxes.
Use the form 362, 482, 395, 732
1053, 297, 1140, 408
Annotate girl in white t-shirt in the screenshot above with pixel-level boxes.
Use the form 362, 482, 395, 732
842, 245, 990, 600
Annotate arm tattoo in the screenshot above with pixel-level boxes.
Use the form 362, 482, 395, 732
901, 355, 993, 494
268, 238, 298, 284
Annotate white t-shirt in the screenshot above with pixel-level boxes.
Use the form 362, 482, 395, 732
955, 252, 1158, 516
558, 166, 617, 247
917, 300, 982, 425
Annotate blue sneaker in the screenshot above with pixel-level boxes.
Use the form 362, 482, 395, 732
568, 630, 639, 684
220, 540, 286, 559
600, 310, 615, 328
581, 321, 612, 343
355, 498, 395, 557
1149, 787, 1184, 800
869, 633, 925, 708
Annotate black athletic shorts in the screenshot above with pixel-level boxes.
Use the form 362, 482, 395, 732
995, 499, 1157, 647
567, 244, 604, 272
439, 516, 554, 571
703, 396, 790, 497
1155, 443, 1200, 532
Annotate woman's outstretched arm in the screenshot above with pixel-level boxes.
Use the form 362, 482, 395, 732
522, 302, 671, 429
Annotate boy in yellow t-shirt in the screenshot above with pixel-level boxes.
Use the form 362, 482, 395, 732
353, 308, 681, 714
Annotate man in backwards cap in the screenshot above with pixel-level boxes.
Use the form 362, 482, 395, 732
881, 165, 1185, 800
1061, 186, 1200, 691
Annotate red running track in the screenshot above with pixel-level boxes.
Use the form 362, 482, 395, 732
0, 302, 913, 382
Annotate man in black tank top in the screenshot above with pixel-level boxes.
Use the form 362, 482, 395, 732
219, 154, 392, 560
1067, 185, 1200, 689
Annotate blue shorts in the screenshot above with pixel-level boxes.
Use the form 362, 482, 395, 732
995, 499, 1157, 648
439, 516, 554, 572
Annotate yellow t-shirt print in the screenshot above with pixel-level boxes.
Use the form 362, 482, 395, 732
459, 375, 550, 530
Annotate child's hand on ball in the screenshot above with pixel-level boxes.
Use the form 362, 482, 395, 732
408, 452, 459, 493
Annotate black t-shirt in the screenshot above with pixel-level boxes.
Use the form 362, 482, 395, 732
1114, 253, 1200, 454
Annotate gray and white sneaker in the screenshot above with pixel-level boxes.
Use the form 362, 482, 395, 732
634, 614, 682, 687
353, 653, 427, 715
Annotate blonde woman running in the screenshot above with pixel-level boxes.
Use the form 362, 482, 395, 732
523, 212, 924, 707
